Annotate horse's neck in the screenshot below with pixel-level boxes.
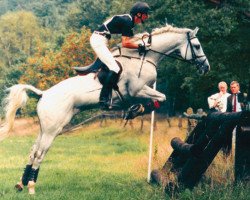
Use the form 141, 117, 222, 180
151, 32, 185, 54
112, 32, 185, 65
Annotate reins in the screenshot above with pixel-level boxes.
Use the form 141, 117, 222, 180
147, 32, 207, 67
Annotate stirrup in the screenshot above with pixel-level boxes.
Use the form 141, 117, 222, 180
99, 96, 113, 110
99, 102, 111, 110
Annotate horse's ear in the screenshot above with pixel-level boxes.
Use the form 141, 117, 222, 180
191, 27, 199, 36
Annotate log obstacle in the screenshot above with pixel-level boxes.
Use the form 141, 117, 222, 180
150, 111, 250, 193
235, 116, 250, 182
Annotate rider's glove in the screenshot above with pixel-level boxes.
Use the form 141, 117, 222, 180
138, 44, 146, 56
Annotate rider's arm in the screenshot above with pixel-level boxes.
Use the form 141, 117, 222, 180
122, 36, 139, 49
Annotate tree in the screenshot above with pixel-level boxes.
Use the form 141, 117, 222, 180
20, 27, 94, 89
0, 11, 43, 67
66, 0, 112, 31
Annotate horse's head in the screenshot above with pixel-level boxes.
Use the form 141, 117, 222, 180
147, 25, 210, 75
179, 27, 210, 75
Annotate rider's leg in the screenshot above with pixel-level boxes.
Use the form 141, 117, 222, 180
90, 33, 120, 107
99, 70, 119, 107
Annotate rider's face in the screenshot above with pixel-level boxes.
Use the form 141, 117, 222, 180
141, 13, 149, 21
134, 13, 149, 24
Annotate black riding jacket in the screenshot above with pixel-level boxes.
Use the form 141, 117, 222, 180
96, 14, 134, 37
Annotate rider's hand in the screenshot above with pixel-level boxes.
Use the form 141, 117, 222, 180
138, 42, 151, 55
138, 44, 146, 55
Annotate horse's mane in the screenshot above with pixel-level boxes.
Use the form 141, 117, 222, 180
132, 25, 192, 41
151, 25, 192, 35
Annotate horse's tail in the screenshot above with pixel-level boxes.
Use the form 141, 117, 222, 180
0, 84, 43, 142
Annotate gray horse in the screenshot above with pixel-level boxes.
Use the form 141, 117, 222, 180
0, 25, 210, 194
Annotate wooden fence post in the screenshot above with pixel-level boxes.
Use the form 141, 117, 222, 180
178, 115, 182, 129
235, 124, 250, 182
140, 117, 144, 132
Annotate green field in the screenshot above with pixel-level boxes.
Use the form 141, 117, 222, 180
0, 120, 249, 200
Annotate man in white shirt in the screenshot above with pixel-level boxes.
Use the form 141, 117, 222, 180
208, 81, 231, 112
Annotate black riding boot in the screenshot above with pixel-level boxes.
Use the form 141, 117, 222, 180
99, 70, 119, 109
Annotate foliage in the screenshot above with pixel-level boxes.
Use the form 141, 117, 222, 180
0, 0, 249, 115
21, 97, 39, 117
19, 27, 93, 89
0, 11, 43, 67
66, 0, 111, 31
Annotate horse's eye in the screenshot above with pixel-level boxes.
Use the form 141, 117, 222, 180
195, 44, 200, 50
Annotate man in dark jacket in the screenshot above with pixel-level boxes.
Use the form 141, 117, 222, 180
223, 81, 247, 155
226, 81, 246, 112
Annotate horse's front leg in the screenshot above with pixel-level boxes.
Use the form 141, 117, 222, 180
136, 85, 166, 102
124, 85, 166, 120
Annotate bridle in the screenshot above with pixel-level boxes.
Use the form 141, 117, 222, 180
185, 32, 207, 71
145, 32, 207, 71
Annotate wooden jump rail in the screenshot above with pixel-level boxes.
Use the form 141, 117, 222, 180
150, 111, 250, 193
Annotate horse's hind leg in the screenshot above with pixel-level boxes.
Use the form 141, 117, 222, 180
27, 133, 56, 194
16, 106, 74, 194
15, 132, 43, 191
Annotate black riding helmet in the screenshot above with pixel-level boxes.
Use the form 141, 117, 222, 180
130, 2, 150, 16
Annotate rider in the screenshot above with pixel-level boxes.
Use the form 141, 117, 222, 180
90, 1, 150, 109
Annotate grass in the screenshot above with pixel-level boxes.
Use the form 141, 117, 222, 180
0, 118, 249, 199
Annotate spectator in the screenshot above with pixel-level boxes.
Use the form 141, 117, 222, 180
226, 81, 247, 112
224, 81, 247, 155
208, 81, 230, 112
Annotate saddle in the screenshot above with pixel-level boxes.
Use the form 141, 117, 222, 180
73, 58, 107, 75
74, 58, 125, 109
73, 58, 123, 85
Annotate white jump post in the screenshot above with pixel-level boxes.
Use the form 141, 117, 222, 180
147, 81, 156, 183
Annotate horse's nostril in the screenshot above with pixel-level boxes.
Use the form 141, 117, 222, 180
199, 67, 207, 75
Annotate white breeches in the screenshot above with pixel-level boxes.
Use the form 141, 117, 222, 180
90, 33, 120, 73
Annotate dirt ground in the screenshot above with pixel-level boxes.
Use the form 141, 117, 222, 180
9, 117, 40, 136
7, 115, 188, 137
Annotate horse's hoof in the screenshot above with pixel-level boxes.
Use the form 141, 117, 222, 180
14, 182, 24, 192
28, 181, 35, 195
